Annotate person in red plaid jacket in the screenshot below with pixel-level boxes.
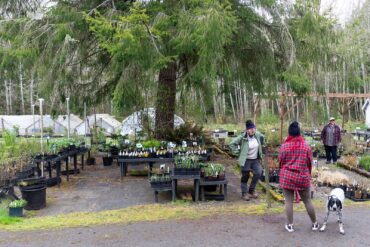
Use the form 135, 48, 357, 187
279, 121, 319, 233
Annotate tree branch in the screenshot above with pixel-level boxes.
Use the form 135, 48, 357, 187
142, 21, 162, 56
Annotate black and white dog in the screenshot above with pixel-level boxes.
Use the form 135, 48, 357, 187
320, 188, 345, 235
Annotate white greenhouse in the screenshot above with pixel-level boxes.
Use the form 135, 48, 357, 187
120, 108, 185, 136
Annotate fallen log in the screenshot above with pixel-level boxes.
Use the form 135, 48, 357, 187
258, 181, 285, 203
336, 162, 370, 178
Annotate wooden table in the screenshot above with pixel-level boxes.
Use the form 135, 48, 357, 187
115, 154, 211, 178
199, 178, 228, 201
151, 185, 173, 203
35, 155, 62, 187
116, 157, 174, 178
171, 171, 200, 202
353, 130, 370, 140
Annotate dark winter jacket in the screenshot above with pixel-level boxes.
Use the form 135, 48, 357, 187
320, 124, 341, 146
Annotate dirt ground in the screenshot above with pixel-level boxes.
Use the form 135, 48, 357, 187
14, 155, 247, 217
10, 154, 369, 217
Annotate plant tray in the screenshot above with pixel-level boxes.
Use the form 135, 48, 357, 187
61, 169, 80, 175
204, 194, 225, 201
15, 168, 35, 180
46, 177, 62, 187
150, 182, 172, 189
345, 194, 370, 202
203, 177, 225, 181
173, 168, 200, 176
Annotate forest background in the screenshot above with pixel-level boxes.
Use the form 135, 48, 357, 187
1, 0, 370, 137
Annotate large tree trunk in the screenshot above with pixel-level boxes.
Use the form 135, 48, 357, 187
155, 61, 177, 139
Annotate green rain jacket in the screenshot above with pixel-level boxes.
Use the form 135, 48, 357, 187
229, 131, 264, 167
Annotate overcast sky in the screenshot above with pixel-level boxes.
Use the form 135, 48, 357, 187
320, 0, 366, 25
40, 0, 366, 26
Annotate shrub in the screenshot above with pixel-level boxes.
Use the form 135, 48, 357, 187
264, 130, 281, 147
317, 171, 349, 186
359, 155, 370, 171
258, 113, 279, 124
342, 155, 358, 168
341, 133, 361, 155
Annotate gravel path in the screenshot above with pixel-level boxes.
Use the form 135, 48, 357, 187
1, 206, 369, 247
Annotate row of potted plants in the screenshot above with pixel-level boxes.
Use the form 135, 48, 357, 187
173, 155, 201, 175
260, 168, 280, 183
149, 174, 172, 189
0, 131, 93, 217
344, 185, 370, 200
201, 163, 226, 181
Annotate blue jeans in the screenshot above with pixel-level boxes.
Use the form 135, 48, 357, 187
241, 159, 262, 194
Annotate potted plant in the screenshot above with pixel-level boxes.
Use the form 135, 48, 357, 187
9, 199, 27, 217
102, 144, 113, 166
354, 189, 362, 199
86, 145, 97, 165
202, 163, 225, 180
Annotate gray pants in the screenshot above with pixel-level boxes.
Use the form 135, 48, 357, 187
283, 188, 316, 224
241, 159, 262, 194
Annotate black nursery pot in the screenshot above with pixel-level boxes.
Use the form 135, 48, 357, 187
110, 147, 119, 156
9, 207, 23, 217
86, 157, 95, 166
338, 184, 347, 192
20, 184, 46, 210
103, 156, 113, 166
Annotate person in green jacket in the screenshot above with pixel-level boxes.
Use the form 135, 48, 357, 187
229, 120, 264, 201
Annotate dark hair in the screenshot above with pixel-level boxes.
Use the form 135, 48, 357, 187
288, 121, 300, 136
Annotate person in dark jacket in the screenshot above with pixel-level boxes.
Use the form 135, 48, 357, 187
320, 117, 341, 164
279, 121, 319, 233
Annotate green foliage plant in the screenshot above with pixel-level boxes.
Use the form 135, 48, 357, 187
359, 155, 370, 171
9, 199, 27, 208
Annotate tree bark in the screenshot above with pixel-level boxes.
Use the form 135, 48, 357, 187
19, 63, 25, 114
4, 78, 9, 114
155, 61, 177, 139
9, 79, 12, 114
230, 92, 236, 121
30, 73, 34, 114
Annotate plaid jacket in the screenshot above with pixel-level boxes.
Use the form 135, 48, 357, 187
320, 124, 341, 146
278, 136, 313, 190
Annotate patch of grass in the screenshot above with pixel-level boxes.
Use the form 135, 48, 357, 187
171, 199, 191, 206
129, 170, 149, 176
0, 208, 23, 225
0, 198, 11, 209
0, 203, 287, 231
